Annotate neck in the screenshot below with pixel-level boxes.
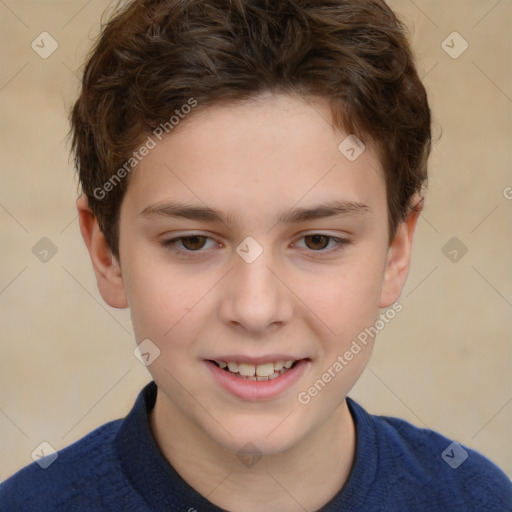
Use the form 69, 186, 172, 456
150, 393, 356, 512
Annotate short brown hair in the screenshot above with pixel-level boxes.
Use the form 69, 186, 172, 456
71, 0, 431, 258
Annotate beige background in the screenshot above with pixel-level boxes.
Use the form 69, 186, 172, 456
1, 0, 511, 482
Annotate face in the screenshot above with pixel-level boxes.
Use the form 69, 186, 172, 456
100, 93, 414, 455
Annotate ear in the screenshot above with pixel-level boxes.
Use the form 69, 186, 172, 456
379, 195, 423, 308
77, 195, 128, 309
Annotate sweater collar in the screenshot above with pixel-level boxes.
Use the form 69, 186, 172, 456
114, 381, 378, 511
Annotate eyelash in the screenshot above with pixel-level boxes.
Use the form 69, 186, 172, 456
160, 234, 350, 257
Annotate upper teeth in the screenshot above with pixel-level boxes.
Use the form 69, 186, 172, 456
217, 360, 295, 377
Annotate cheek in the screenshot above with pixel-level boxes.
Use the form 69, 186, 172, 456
124, 258, 216, 358
306, 253, 385, 341
298, 262, 382, 410
123, 258, 183, 338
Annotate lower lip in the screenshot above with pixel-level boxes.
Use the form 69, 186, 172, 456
205, 359, 310, 401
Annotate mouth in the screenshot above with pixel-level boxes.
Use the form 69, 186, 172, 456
205, 357, 310, 401
209, 359, 299, 381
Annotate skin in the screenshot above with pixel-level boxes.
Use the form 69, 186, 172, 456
78, 93, 421, 511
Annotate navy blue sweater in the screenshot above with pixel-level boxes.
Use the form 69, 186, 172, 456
1, 381, 511, 511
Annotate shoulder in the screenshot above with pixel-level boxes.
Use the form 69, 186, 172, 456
0, 420, 123, 511
348, 399, 512, 511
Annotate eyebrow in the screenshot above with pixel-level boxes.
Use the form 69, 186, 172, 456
139, 200, 371, 224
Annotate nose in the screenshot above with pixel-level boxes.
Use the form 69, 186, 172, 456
218, 247, 293, 334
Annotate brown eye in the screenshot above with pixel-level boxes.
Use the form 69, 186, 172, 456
304, 235, 330, 250
179, 236, 208, 251
161, 234, 219, 256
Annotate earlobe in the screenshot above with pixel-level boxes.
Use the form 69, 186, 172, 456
76, 195, 128, 309
378, 195, 423, 308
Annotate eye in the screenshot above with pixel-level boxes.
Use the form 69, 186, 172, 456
161, 235, 217, 252
160, 233, 349, 257
294, 234, 349, 253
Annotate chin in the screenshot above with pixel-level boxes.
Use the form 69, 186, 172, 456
208, 415, 308, 457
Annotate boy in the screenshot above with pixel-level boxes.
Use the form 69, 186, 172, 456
1, 0, 511, 510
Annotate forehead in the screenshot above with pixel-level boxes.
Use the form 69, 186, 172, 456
121, 94, 387, 224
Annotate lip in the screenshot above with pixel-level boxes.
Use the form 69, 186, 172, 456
205, 358, 310, 401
